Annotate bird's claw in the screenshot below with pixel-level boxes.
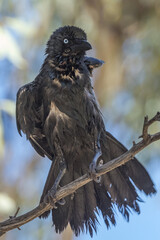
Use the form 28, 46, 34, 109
44, 186, 66, 208
89, 159, 103, 183
58, 198, 66, 205
44, 186, 57, 208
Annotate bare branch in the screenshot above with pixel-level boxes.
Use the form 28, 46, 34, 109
0, 112, 160, 237
139, 112, 160, 141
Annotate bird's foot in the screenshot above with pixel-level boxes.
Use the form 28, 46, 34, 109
44, 185, 66, 209
58, 198, 66, 205
56, 185, 66, 206
44, 185, 58, 208
89, 159, 103, 183
89, 144, 103, 183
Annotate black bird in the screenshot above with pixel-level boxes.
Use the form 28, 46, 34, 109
16, 26, 156, 237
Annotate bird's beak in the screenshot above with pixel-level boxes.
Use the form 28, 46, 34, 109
71, 39, 92, 53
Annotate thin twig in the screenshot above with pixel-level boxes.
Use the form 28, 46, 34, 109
139, 112, 160, 141
0, 112, 160, 237
9, 207, 21, 231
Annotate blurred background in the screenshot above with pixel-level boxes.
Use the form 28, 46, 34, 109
0, 0, 160, 239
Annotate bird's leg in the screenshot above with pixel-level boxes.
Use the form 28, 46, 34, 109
44, 140, 66, 207
89, 131, 103, 183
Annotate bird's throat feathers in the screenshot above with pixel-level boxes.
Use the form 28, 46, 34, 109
46, 54, 88, 87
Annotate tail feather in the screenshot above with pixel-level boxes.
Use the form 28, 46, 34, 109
83, 181, 99, 236
53, 195, 73, 233
39, 131, 156, 237
52, 165, 74, 233
70, 188, 85, 235
105, 131, 156, 195
103, 168, 140, 219
124, 160, 156, 195
69, 184, 98, 237
69, 173, 86, 236
70, 161, 99, 236
94, 182, 116, 228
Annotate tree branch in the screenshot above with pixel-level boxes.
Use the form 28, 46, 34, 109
0, 112, 160, 237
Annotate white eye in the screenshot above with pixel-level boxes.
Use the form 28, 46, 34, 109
64, 38, 69, 44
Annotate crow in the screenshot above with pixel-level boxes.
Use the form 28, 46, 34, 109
16, 26, 156, 237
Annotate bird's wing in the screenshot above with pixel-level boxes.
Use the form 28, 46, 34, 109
16, 82, 53, 160
84, 56, 104, 75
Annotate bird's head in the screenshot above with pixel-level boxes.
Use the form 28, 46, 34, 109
46, 26, 92, 59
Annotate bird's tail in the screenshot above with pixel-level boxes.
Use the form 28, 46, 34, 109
40, 131, 156, 237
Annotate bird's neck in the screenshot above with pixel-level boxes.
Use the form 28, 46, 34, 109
46, 54, 84, 74
42, 54, 88, 89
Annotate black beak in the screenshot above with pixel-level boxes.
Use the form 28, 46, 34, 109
71, 39, 92, 53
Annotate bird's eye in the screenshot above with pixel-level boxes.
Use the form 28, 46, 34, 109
64, 38, 69, 44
